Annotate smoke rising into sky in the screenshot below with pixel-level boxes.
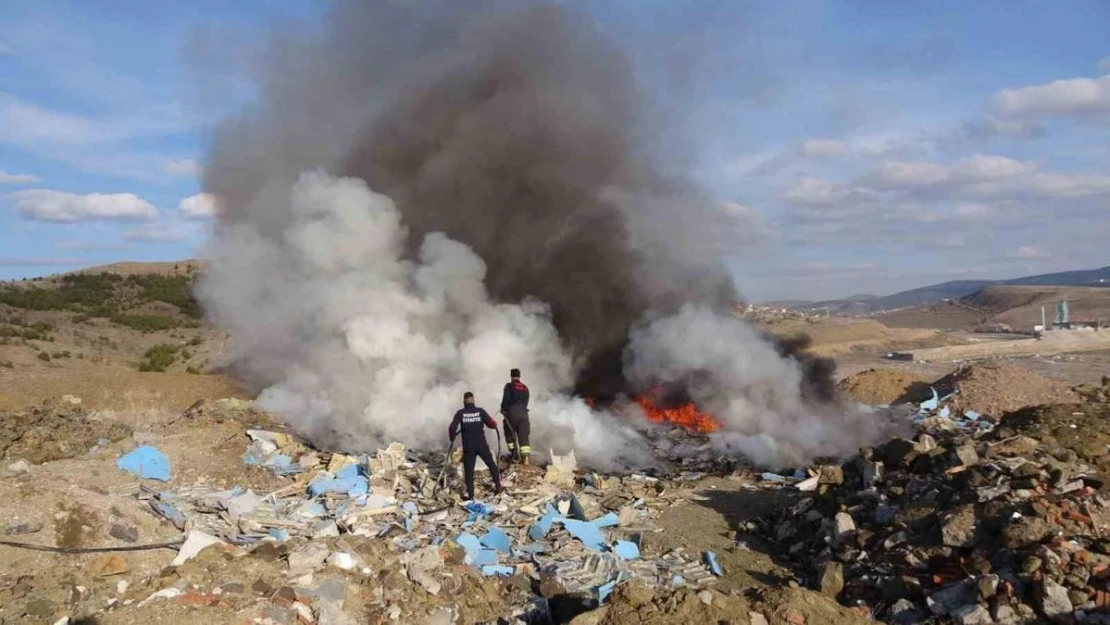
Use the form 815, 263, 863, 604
196, 0, 894, 467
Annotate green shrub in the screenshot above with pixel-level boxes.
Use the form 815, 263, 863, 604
138, 343, 179, 372
0, 360, 13, 369
188, 335, 203, 346
111, 314, 177, 332
37, 352, 51, 362
186, 366, 201, 375
51, 351, 71, 359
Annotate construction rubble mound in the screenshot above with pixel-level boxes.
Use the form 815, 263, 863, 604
765, 380, 1110, 624
1, 420, 738, 625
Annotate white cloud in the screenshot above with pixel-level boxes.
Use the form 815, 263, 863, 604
801, 139, 849, 158
9, 189, 157, 222
164, 158, 201, 177
178, 193, 221, 220
783, 176, 877, 205
993, 75, 1110, 121
0, 169, 39, 184
867, 161, 949, 189
1007, 246, 1046, 259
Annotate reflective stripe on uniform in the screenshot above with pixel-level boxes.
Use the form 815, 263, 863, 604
520, 446, 530, 453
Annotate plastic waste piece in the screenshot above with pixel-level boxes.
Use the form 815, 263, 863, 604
456, 533, 481, 557
761, 472, 786, 483
117, 446, 171, 481
480, 527, 511, 553
591, 512, 620, 528
172, 531, 223, 566
614, 541, 640, 560
559, 519, 605, 551
150, 502, 186, 530
965, 410, 982, 421
472, 549, 499, 567
920, 387, 939, 411
335, 463, 363, 479
938, 406, 951, 418
307, 475, 369, 497
269, 528, 289, 541
529, 505, 558, 540
704, 551, 724, 576
482, 565, 514, 577
402, 502, 419, 515
263, 454, 303, 476
598, 579, 619, 604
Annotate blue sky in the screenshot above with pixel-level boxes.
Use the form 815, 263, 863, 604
1, 1, 1108, 301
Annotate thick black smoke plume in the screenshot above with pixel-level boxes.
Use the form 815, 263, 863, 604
203, 0, 737, 397
194, 0, 888, 468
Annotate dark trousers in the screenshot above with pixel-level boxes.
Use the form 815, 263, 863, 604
504, 406, 530, 457
462, 445, 501, 500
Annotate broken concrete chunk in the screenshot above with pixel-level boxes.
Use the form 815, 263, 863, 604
940, 505, 978, 548
833, 512, 856, 541
817, 561, 844, 597
1036, 578, 1073, 620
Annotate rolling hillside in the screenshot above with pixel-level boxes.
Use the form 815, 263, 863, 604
792, 266, 1110, 314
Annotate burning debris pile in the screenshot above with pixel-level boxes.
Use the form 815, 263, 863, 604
72, 426, 732, 624
763, 389, 1110, 623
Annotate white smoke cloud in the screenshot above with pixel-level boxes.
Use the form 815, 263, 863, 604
198, 171, 650, 469
624, 305, 901, 467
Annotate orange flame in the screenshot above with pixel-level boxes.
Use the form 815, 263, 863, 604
635, 392, 720, 433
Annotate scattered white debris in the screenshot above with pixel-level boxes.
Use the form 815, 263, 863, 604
172, 530, 224, 566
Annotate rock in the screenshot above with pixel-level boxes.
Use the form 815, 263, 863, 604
4, 521, 43, 535
992, 604, 1019, 625
327, 552, 356, 571
1037, 578, 1074, 620
109, 523, 138, 543
288, 543, 330, 572
222, 583, 246, 594
879, 438, 918, 467
818, 466, 844, 485
817, 561, 844, 598
953, 604, 993, 624
927, 581, 979, 616
748, 613, 770, 625
862, 460, 884, 486
89, 555, 129, 577
698, 590, 714, 605
621, 582, 655, 608
941, 505, 979, 548
7, 459, 31, 474
252, 579, 274, 595
833, 512, 856, 540
1003, 517, 1050, 549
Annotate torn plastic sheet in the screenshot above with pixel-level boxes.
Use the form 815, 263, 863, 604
529, 504, 558, 541
598, 579, 620, 604
919, 387, 939, 412
150, 502, 186, 530
482, 564, 515, 577
480, 527, 511, 553
614, 541, 640, 560
704, 551, 724, 576
263, 454, 302, 476
456, 532, 481, 557
307, 475, 369, 497
591, 512, 620, 528
117, 446, 171, 482
559, 519, 605, 552
965, 410, 982, 421
472, 549, 499, 567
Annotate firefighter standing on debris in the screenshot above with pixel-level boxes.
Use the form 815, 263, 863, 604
448, 392, 503, 501
500, 368, 531, 464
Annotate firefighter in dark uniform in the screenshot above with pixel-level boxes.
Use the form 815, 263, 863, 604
448, 392, 503, 500
500, 368, 531, 464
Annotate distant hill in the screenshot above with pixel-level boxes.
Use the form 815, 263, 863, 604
793, 266, 1110, 315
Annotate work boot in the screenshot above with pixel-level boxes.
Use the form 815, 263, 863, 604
493, 484, 504, 496
521, 453, 530, 466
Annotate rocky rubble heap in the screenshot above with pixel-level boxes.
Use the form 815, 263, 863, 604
766, 399, 1110, 624
0, 396, 132, 464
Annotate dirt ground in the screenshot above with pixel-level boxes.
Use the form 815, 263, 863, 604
835, 368, 933, 405
761, 317, 955, 357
